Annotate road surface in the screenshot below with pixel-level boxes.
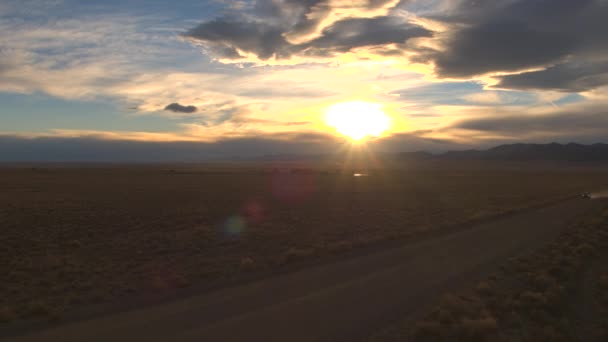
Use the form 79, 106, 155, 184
6, 198, 604, 342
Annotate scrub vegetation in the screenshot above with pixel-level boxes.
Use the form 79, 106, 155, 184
371, 206, 608, 341
1, 163, 607, 323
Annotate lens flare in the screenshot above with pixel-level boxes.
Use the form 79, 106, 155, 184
224, 215, 245, 236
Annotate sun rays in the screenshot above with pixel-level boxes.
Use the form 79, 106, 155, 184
325, 101, 391, 141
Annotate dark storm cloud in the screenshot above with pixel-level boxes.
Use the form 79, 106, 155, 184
432, 20, 577, 78
257, 0, 330, 41
494, 61, 608, 92
452, 105, 608, 138
368, 0, 396, 9
186, 18, 291, 60
184, 0, 429, 60
185, 0, 326, 60
424, 0, 608, 90
185, 0, 608, 92
164, 103, 198, 113
300, 17, 432, 57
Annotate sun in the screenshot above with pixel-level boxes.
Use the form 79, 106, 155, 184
325, 101, 391, 141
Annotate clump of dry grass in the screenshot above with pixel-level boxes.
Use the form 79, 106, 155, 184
574, 242, 596, 256
475, 281, 494, 296
239, 257, 255, 270
283, 247, 315, 263
412, 294, 498, 340
68, 239, 82, 249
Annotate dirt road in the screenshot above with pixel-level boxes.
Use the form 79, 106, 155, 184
6, 198, 604, 342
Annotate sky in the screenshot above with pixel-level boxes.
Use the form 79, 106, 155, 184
1, 0, 607, 161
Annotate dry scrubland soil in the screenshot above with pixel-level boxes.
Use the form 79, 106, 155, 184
1, 164, 607, 323
371, 204, 608, 342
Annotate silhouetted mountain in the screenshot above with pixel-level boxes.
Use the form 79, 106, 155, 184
398, 151, 435, 160
251, 143, 608, 163
403, 143, 608, 162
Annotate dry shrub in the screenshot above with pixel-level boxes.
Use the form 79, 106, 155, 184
68, 239, 82, 249
476, 281, 494, 296
573, 242, 596, 256
239, 257, 255, 270
403, 211, 608, 342
285, 247, 315, 262
520, 291, 547, 308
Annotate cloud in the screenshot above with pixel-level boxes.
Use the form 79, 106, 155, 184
299, 16, 432, 57
185, 17, 290, 60
184, 0, 608, 95
224, 117, 312, 126
236, 85, 335, 98
164, 102, 198, 113
413, 0, 608, 91
183, 0, 429, 61
3, 0, 608, 149
450, 102, 608, 142
0, 14, 196, 100
286, 121, 312, 126
494, 61, 608, 92
432, 20, 576, 78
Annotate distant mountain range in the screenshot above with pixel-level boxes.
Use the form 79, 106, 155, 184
253, 143, 608, 163
401, 143, 608, 162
